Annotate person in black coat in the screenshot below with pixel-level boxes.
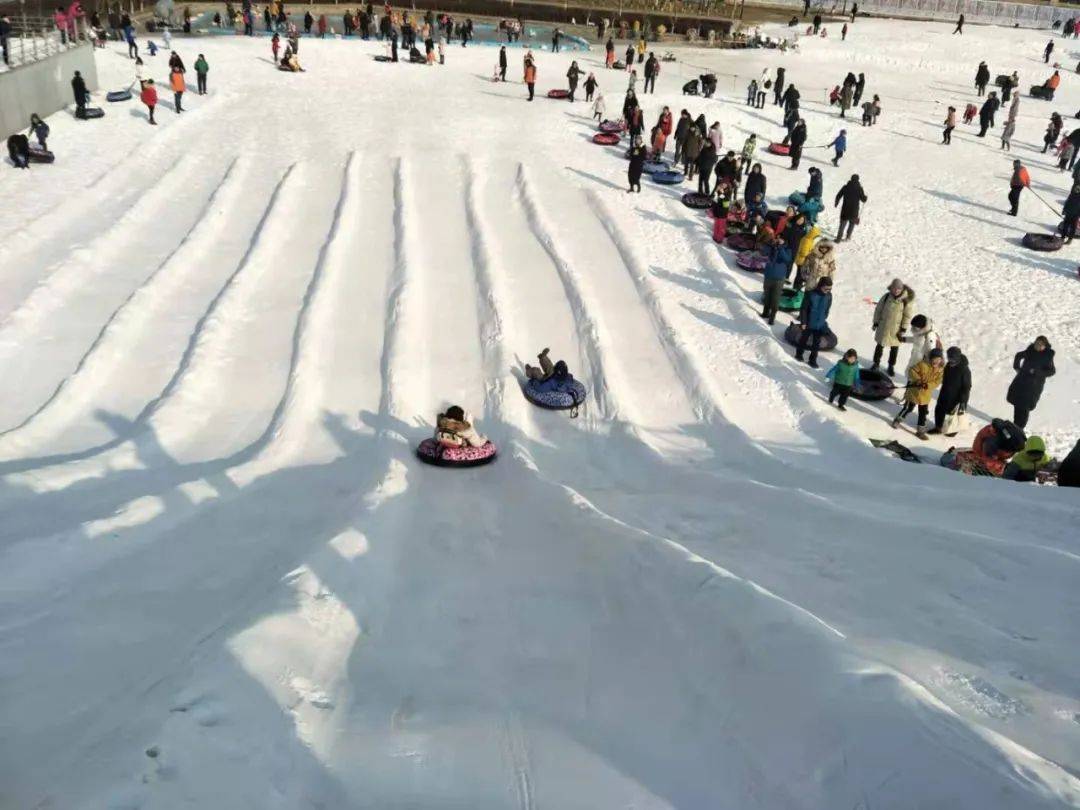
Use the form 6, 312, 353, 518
643, 53, 658, 93
813, 13, 821, 33
498, 45, 507, 81
714, 151, 740, 196
773, 66, 786, 105
7, 133, 30, 168
834, 174, 866, 241
930, 347, 971, 434
975, 61, 990, 96
853, 72, 866, 105
694, 113, 708, 137
627, 140, 646, 193
1058, 439, 1080, 488
978, 94, 999, 137
1061, 184, 1080, 242
807, 166, 823, 200
781, 106, 799, 144
744, 162, 766, 204
71, 70, 88, 116
788, 119, 807, 169
1006, 336, 1055, 429
696, 142, 717, 196
781, 84, 800, 114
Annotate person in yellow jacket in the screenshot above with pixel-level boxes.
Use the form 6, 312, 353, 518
891, 348, 944, 439
1003, 436, 1058, 482
169, 66, 186, 113
792, 225, 821, 288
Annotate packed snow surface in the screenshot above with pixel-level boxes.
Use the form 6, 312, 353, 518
1, 16, 1079, 809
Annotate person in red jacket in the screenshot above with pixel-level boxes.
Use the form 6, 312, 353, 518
140, 78, 158, 125
1008, 159, 1030, 215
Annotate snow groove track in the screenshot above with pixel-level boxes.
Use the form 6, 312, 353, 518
0, 158, 244, 457
0, 154, 232, 429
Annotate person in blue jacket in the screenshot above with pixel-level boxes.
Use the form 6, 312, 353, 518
799, 195, 824, 224
806, 166, 823, 200
795, 276, 833, 367
760, 238, 793, 325
829, 129, 847, 166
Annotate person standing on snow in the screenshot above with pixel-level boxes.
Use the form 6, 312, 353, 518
696, 140, 717, 196
977, 92, 999, 137
1007, 159, 1029, 215
682, 126, 702, 181
828, 129, 847, 166
643, 52, 658, 93
605, 37, 615, 68
892, 349, 946, 440
627, 138, 646, 193
773, 66, 786, 106
169, 66, 186, 113
740, 133, 758, 176
1044, 39, 1054, 64
1001, 117, 1015, 150
566, 60, 581, 101
71, 70, 88, 117
523, 53, 536, 101
789, 118, 807, 169
498, 45, 507, 80
853, 72, 866, 106
834, 173, 866, 242
871, 278, 914, 376
839, 83, 853, 118
761, 236, 794, 326
140, 77, 158, 124
744, 162, 766, 204
1006, 336, 1055, 429
708, 120, 723, 153
795, 277, 834, 367
806, 165, 823, 199
625, 42, 634, 71
902, 314, 942, 373
929, 347, 971, 435
1061, 184, 1080, 242
953, 13, 964, 34
194, 53, 208, 95
584, 73, 597, 102
673, 110, 691, 164
975, 61, 990, 96
592, 91, 606, 121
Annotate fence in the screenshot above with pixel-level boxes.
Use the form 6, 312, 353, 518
1, 14, 95, 70
756, 0, 1074, 26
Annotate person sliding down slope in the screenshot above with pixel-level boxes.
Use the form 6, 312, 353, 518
525, 349, 578, 394
435, 406, 488, 449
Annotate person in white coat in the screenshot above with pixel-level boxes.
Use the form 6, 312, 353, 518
134, 56, 145, 86
434, 406, 488, 448
592, 91, 606, 121
708, 120, 723, 152
903, 314, 942, 372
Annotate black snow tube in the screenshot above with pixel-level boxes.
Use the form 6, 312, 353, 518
767, 141, 790, 156
652, 170, 684, 184
612, 60, 626, 70
106, 89, 132, 102
75, 107, 104, 119
523, 378, 588, 411
642, 159, 670, 174
547, 88, 570, 99
27, 146, 55, 164
593, 132, 620, 145
1030, 84, 1054, 100
1022, 232, 1063, 251
373, 54, 394, 62
765, 209, 784, 227
851, 366, 896, 401
784, 322, 838, 351
682, 192, 713, 209
682, 79, 699, 95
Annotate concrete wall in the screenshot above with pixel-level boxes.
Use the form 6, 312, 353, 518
0, 45, 98, 138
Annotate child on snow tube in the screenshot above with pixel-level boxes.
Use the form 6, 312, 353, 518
943, 418, 1024, 476
524, 349, 586, 411
416, 405, 497, 466
434, 405, 489, 449
1002, 435, 1058, 482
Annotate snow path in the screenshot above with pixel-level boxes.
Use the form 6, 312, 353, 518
1, 21, 1079, 809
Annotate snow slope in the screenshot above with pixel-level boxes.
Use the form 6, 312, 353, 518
0, 17, 1079, 809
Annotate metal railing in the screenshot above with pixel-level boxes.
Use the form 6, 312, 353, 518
1, 14, 94, 70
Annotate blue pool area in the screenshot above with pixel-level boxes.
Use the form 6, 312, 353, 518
188, 13, 590, 50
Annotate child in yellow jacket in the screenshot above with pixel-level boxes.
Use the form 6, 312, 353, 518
891, 349, 945, 439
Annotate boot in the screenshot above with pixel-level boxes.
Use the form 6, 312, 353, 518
927, 427, 942, 435
916, 427, 929, 440
890, 416, 901, 429
886, 365, 895, 377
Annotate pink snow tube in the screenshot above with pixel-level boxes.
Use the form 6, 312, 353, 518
593, 132, 620, 145
767, 142, 791, 156
598, 119, 626, 133
725, 233, 757, 251
736, 250, 768, 271
416, 438, 498, 468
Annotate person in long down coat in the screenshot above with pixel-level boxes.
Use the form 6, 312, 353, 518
1006, 336, 1055, 429
871, 278, 915, 376
834, 173, 866, 241
628, 139, 646, 193
930, 346, 971, 434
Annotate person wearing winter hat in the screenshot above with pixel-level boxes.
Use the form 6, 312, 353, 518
871, 278, 915, 376
929, 346, 971, 435
829, 128, 847, 166
892, 348, 945, 439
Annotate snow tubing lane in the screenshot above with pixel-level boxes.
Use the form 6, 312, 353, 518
28, 147, 55, 164
643, 159, 669, 174
767, 142, 790, 156
599, 119, 626, 133
852, 366, 896, 401
784, 322, 838, 351
76, 107, 104, 119
726, 233, 757, 251
547, 89, 570, 99
106, 89, 132, 102
1023, 233, 1063, 252
416, 438, 497, 468
682, 192, 713, 209
652, 170, 684, 185
593, 132, 621, 145
523, 379, 588, 410
778, 287, 803, 312
736, 251, 767, 271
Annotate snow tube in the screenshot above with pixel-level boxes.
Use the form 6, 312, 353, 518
736, 250, 767, 271
851, 366, 896, 401
726, 219, 749, 235
725, 233, 757, 251
642, 159, 669, 174
1022, 232, 1063, 252
547, 88, 570, 99
593, 132, 620, 145
788, 191, 806, 207
651, 170, 684, 185
778, 287, 803, 312
27, 146, 55, 164
767, 142, 790, 156
598, 119, 626, 133
784, 322, 838, 351
373, 54, 394, 62
612, 60, 626, 70
76, 107, 104, 119
106, 89, 132, 102
416, 438, 497, 468
1029, 85, 1054, 100
682, 192, 713, 209
994, 73, 1011, 87
523, 378, 588, 411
